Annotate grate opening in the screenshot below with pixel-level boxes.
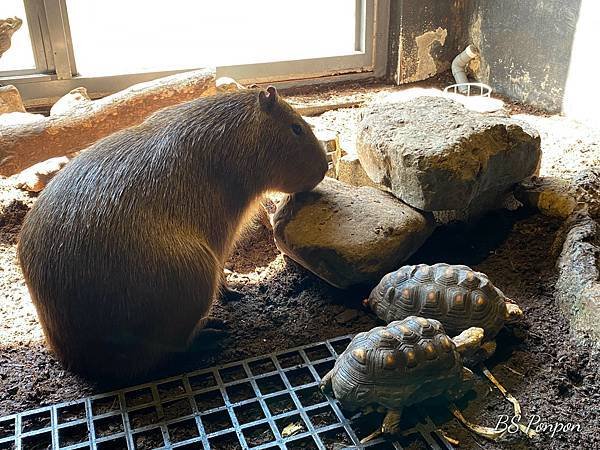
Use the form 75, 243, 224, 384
58, 401, 87, 424
248, 358, 277, 375
21, 410, 51, 433
286, 435, 319, 449
0, 419, 14, 440
59, 422, 90, 447
22, 430, 52, 449
201, 410, 232, 435
133, 427, 164, 449
94, 414, 125, 438
124, 388, 153, 408
0, 335, 454, 449
265, 394, 296, 416
92, 395, 120, 416
96, 436, 128, 449
194, 389, 225, 411
235, 401, 266, 426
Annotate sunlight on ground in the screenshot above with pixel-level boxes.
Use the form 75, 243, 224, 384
0, 244, 45, 347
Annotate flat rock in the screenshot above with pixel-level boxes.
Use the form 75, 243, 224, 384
513, 114, 600, 220
357, 96, 541, 213
272, 178, 435, 289
555, 211, 600, 346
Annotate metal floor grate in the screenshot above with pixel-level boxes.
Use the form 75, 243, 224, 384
0, 335, 454, 450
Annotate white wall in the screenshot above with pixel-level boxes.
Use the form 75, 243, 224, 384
562, 0, 600, 128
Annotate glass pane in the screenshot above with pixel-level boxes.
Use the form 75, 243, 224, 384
0, 0, 36, 72
66, 0, 357, 75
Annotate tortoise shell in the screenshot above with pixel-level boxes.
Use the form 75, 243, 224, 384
322, 316, 464, 411
365, 263, 509, 338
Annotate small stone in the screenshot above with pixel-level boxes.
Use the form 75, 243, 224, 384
313, 128, 340, 179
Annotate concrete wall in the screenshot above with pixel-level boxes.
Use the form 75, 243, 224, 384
387, 0, 469, 84
388, 0, 599, 126
467, 0, 581, 113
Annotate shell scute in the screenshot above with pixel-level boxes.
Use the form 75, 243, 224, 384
367, 264, 513, 338
323, 317, 464, 411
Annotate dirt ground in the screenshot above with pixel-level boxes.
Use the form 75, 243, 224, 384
1, 77, 598, 450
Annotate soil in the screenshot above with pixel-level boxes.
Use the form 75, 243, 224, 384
1, 76, 598, 450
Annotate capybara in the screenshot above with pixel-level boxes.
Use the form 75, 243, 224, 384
18, 87, 328, 381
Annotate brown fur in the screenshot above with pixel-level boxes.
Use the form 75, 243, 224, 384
17, 88, 327, 381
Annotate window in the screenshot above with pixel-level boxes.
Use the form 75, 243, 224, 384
66, 1, 358, 75
0, 0, 389, 104
0, 0, 35, 72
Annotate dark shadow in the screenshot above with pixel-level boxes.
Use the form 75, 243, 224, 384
407, 207, 535, 267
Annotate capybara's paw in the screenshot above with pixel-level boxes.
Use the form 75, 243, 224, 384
189, 327, 228, 353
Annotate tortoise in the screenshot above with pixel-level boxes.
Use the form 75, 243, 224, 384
320, 316, 484, 440
363, 263, 522, 358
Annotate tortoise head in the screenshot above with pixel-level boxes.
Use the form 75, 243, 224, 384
504, 302, 523, 323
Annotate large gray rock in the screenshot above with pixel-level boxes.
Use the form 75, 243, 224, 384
357, 96, 541, 213
555, 211, 600, 346
272, 178, 434, 289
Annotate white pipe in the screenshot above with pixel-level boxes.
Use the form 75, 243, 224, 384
451, 44, 479, 93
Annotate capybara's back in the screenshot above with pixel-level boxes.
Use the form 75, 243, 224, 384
18, 87, 327, 381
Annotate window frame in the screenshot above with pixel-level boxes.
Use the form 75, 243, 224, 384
1, 0, 389, 106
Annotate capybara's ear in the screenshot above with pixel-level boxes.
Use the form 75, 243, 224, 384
258, 86, 278, 112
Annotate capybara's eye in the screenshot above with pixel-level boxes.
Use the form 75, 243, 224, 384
291, 123, 303, 136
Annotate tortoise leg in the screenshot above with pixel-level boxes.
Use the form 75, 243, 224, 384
464, 340, 497, 366
504, 302, 523, 322
360, 409, 403, 443
381, 409, 403, 435
480, 340, 497, 359
319, 370, 334, 395
450, 367, 477, 399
